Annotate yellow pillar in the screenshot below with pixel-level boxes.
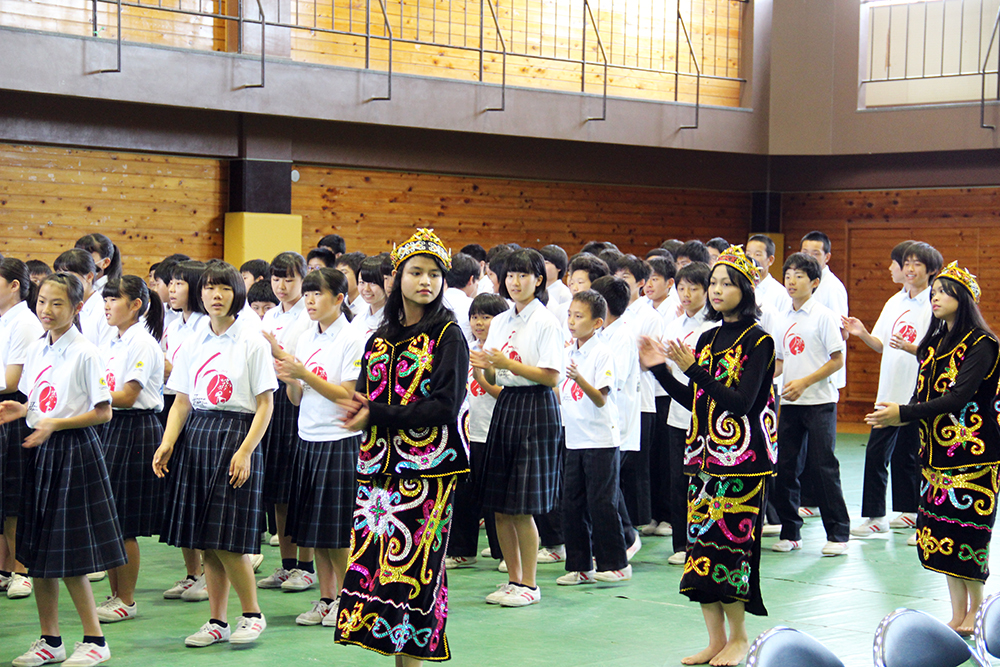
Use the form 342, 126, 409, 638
224, 212, 303, 266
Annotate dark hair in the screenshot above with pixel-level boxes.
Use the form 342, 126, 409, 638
486, 246, 513, 279
376, 254, 455, 341
469, 293, 509, 319
706, 237, 730, 254
446, 252, 481, 289
336, 251, 366, 279
500, 249, 548, 304
359, 255, 392, 285
645, 248, 671, 260
890, 240, 916, 267
0, 258, 39, 312
270, 251, 307, 280
199, 262, 247, 318
677, 240, 711, 264
567, 253, 611, 283
318, 234, 346, 255
676, 261, 711, 290
904, 242, 944, 279
801, 231, 832, 254
164, 253, 191, 263
26, 259, 52, 278
917, 277, 997, 361
782, 252, 822, 283
647, 255, 677, 282
617, 254, 651, 283
487, 244, 512, 265
659, 239, 684, 258
247, 279, 279, 307
53, 249, 98, 282
240, 259, 270, 281
75, 233, 122, 282
302, 267, 353, 322
580, 241, 610, 256
706, 263, 761, 322
571, 289, 608, 321
154, 258, 179, 285
748, 234, 777, 258
40, 272, 86, 331
460, 244, 487, 263
539, 245, 569, 279
597, 249, 624, 274
306, 247, 338, 269
590, 275, 630, 318
103, 275, 164, 340
169, 261, 207, 315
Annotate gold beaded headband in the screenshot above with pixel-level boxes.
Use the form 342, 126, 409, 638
938, 261, 981, 303
390, 228, 452, 270
715, 244, 763, 288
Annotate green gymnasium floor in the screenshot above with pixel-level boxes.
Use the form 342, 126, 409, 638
1, 432, 989, 666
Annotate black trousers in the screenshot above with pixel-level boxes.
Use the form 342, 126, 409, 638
563, 448, 627, 572
774, 403, 851, 542
648, 397, 672, 525
860, 421, 921, 517
666, 425, 689, 554
621, 412, 655, 528
449, 440, 501, 558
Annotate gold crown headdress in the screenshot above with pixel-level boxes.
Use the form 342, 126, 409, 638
390, 228, 452, 270
715, 245, 763, 288
938, 261, 981, 303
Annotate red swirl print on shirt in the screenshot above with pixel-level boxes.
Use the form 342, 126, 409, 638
304, 350, 327, 381
195, 353, 233, 406
784, 324, 805, 356
32, 365, 58, 413
105, 371, 116, 392
561, 378, 584, 402
892, 310, 917, 343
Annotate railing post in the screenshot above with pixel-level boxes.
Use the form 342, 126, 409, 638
982, 7, 1000, 130
479, 0, 484, 81
244, 0, 265, 87
368, 0, 392, 101
365, 0, 371, 69
583, 0, 606, 122
98, 0, 122, 72
678, 9, 700, 130
483, 0, 505, 111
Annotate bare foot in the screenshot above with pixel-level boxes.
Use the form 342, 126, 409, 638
955, 610, 978, 637
681, 642, 725, 665
709, 638, 750, 666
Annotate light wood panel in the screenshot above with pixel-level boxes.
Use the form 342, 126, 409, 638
0, 144, 227, 275
291, 165, 752, 258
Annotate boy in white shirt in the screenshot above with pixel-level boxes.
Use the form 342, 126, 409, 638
746, 234, 792, 315
557, 290, 630, 585
772, 253, 851, 557
443, 252, 480, 344
541, 245, 572, 308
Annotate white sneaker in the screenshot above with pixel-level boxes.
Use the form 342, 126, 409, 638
444, 556, 477, 570
485, 582, 515, 604
248, 553, 264, 572
497, 560, 507, 573
889, 512, 918, 529
321, 598, 340, 627
499, 584, 541, 607
798, 506, 820, 518
0, 572, 10, 592
772, 539, 802, 552
180, 574, 208, 601
640, 520, 659, 536
268, 534, 279, 547
556, 570, 596, 586
295, 600, 334, 626
821, 541, 849, 557
761, 523, 781, 537
96, 596, 137, 623
12, 639, 67, 667
594, 564, 632, 582
163, 576, 198, 599
281, 569, 317, 591
257, 567, 290, 589
63, 643, 109, 667
85, 572, 106, 583
8, 573, 33, 599
851, 517, 889, 537
480, 547, 494, 558
536, 546, 566, 564
185, 620, 231, 647
230, 615, 267, 644
667, 551, 687, 565
654, 522, 673, 536
626, 535, 642, 561
907, 532, 918, 547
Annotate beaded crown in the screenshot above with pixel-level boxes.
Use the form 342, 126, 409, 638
715, 244, 763, 288
391, 228, 452, 270
938, 261, 981, 303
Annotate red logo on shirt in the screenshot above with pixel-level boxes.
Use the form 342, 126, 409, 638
304, 351, 327, 381
105, 371, 116, 392
470, 378, 485, 397
897, 323, 917, 343
562, 378, 584, 402
784, 324, 805, 356
38, 382, 58, 413
206, 373, 234, 405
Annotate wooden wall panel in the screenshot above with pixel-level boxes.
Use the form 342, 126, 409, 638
781, 187, 1000, 423
0, 144, 226, 276
291, 166, 752, 258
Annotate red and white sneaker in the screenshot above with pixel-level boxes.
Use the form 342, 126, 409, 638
8, 573, 32, 599
850, 517, 889, 537
230, 615, 267, 644
280, 569, 317, 591
594, 564, 632, 583
889, 513, 917, 529
185, 621, 231, 647
798, 507, 820, 518
163, 576, 198, 599
12, 639, 67, 667
626, 535, 642, 561
96, 597, 137, 623
256, 567, 290, 589
444, 556, 477, 570
63, 642, 109, 667
295, 600, 334, 626
536, 546, 565, 564
499, 584, 541, 607
556, 570, 595, 586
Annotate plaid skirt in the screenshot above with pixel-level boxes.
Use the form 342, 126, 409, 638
17, 426, 127, 578
285, 435, 361, 549
160, 410, 263, 554
102, 410, 165, 539
157, 393, 176, 430
679, 472, 768, 616
915, 464, 999, 582
480, 385, 563, 516
1, 391, 30, 520
262, 383, 300, 505
335, 474, 458, 661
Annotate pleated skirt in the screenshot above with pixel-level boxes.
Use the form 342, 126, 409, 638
285, 435, 361, 549
262, 383, 300, 505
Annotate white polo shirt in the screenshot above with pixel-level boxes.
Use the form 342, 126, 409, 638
776, 297, 845, 406
167, 316, 278, 414
560, 335, 620, 450
20, 326, 111, 428
476, 274, 494, 295
756, 273, 792, 315
599, 318, 640, 452
871, 285, 932, 404
351, 305, 384, 341
0, 301, 44, 392
651, 292, 680, 398
239, 302, 263, 332
484, 298, 564, 387
621, 298, 663, 413
812, 266, 849, 389
101, 323, 165, 411
443, 287, 474, 343
547, 280, 572, 308
663, 309, 711, 429
349, 294, 365, 317
81, 276, 115, 350
293, 315, 365, 442
261, 296, 312, 356
162, 312, 207, 397
467, 340, 498, 443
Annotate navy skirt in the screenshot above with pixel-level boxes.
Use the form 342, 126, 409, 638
480, 384, 563, 516
17, 426, 127, 578
102, 409, 165, 539
160, 410, 263, 554
286, 435, 361, 549
0, 391, 31, 521
262, 383, 300, 505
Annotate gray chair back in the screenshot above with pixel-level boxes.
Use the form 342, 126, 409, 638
746, 626, 844, 667
873, 608, 984, 667
974, 592, 1000, 663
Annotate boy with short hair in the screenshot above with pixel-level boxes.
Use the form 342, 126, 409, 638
746, 234, 792, 314
557, 290, 630, 585
25, 259, 51, 286
540, 244, 572, 308
240, 258, 270, 291
772, 253, 851, 557
335, 251, 367, 316
674, 241, 710, 268
705, 237, 730, 264
247, 280, 279, 319
645, 255, 679, 321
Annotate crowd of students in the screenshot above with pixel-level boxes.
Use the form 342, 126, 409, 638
0, 228, 997, 667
